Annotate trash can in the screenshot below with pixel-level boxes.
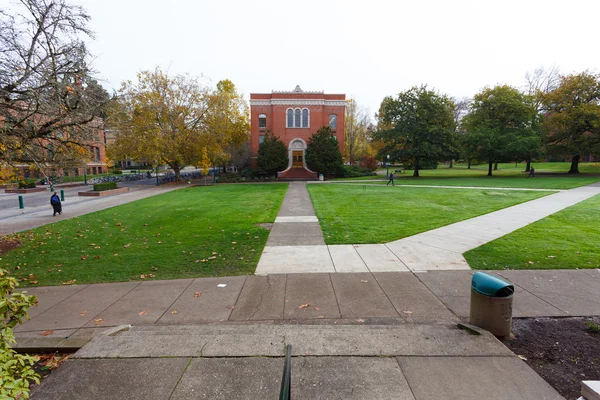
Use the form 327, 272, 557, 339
469, 272, 514, 337
319, 174, 324, 181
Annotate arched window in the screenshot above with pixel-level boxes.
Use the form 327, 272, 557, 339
294, 109, 301, 128
329, 114, 337, 129
302, 109, 309, 128
287, 109, 294, 128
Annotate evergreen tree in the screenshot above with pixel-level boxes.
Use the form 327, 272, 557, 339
306, 126, 343, 175
257, 132, 288, 176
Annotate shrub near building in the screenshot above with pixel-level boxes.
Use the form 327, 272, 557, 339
257, 132, 288, 177
306, 126, 344, 176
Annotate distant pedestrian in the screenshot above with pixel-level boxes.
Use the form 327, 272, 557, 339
387, 172, 395, 186
50, 191, 62, 216
528, 167, 535, 178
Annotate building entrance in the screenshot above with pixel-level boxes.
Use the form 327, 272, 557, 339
292, 151, 303, 168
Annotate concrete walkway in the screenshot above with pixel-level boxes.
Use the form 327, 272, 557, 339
256, 182, 600, 274
18, 269, 600, 399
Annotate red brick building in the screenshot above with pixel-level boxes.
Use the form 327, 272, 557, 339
250, 86, 345, 179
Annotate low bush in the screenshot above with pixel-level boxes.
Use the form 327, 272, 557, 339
93, 182, 118, 191
18, 179, 36, 189
0, 269, 40, 399
111, 169, 123, 175
359, 157, 379, 171
340, 165, 377, 178
216, 173, 275, 183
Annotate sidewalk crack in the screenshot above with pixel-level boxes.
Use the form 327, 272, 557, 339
249, 275, 274, 320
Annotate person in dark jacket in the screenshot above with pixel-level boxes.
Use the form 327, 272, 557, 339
386, 172, 395, 186
528, 167, 535, 178
50, 192, 62, 216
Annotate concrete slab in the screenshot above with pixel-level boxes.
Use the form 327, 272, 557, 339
157, 276, 246, 324
292, 357, 415, 400
170, 358, 281, 400
84, 279, 193, 327
31, 358, 189, 400
398, 356, 563, 400
74, 334, 210, 358
416, 270, 473, 297
372, 272, 456, 321
15, 282, 139, 332
18, 285, 88, 318
330, 273, 399, 318
283, 274, 340, 319
276, 182, 316, 216
255, 246, 334, 274
436, 296, 470, 317
283, 324, 513, 357
275, 216, 318, 223
386, 241, 470, 271
328, 245, 369, 272
403, 234, 471, 253
229, 275, 286, 320
499, 270, 600, 315
354, 244, 409, 272
266, 222, 325, 246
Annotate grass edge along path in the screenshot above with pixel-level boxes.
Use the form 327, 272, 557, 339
0, 184, 288, 286
464, 193, 600, 270
307, 184, 554, 245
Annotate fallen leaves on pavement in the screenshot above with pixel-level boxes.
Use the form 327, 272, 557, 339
40, 330, 54, 336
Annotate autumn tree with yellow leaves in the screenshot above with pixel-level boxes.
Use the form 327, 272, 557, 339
107, 69, 249, 180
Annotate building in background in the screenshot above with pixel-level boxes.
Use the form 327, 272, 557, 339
250, 86, 345, 179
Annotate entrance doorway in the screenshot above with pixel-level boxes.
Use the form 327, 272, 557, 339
292, 151, 303, 168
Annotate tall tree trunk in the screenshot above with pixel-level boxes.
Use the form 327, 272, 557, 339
413, 156, 420, 177
171, 163, 181, 180
449, 159, 453, 168
467, 158, 471, 169
494, 161, 498, 170
525, 159, 531, 172
568, 154, 580, 174
488, 160, 493, 176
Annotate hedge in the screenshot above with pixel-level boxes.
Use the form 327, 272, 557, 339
93, 182, 118, 191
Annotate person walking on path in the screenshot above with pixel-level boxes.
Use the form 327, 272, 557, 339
387, 172, 395, 186
528, 167, 535, 178
50, 192, 62, 216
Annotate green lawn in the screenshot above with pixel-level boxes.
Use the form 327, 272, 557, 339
0, 184, 287, 286
334, 162, 600, 189
340, 176, 599, 189
464, 194, 600, 270
307, 184, 553, 245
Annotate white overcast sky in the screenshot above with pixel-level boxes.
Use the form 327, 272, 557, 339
14, 0, 600, 118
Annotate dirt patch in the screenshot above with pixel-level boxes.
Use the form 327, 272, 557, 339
0, 238, 20, 255
503, 317, 600, 399
256, 223, 273, 231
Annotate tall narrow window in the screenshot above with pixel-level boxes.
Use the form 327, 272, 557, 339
287, 109, 293, 128
302, 109, 309, 128
329, 114, 337, 129
258, 114, 267, 129
294, 109, 301, 128
259, 135, 265, 145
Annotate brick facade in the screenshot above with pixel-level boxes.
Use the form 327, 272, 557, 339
250, 86, 345, 178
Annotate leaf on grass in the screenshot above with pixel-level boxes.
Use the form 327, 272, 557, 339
528, 261, 535, 264
62, 279, 76, 285
113, 253, 119, 256
547, 256, 556, 258
148, 274, 155, 278
194, 292, 202, 298
94, 318, 104, 325
81, 255, 88, 260
123, 243, 131, 248
138, 310, 148, 316
231, 241, 237, 244
299, 303, 310, 309
40, 330, 54, 336
207, 256, 216, 260
140, 274, 146, 279
94, 255, 101, 259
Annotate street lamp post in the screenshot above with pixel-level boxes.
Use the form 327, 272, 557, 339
386, 155, 390, 179
155, 166, 159, 186
83, 169, 87, 186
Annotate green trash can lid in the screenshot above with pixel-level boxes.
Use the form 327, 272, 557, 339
471, 272, 514, 297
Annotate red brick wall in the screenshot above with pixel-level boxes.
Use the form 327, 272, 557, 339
250, 91, 345, 159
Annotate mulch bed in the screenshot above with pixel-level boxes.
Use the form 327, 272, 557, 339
503, 317, 600, 399
0, 238, 20, 255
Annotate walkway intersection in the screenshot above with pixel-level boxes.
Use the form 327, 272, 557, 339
256, 181, 600, 274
